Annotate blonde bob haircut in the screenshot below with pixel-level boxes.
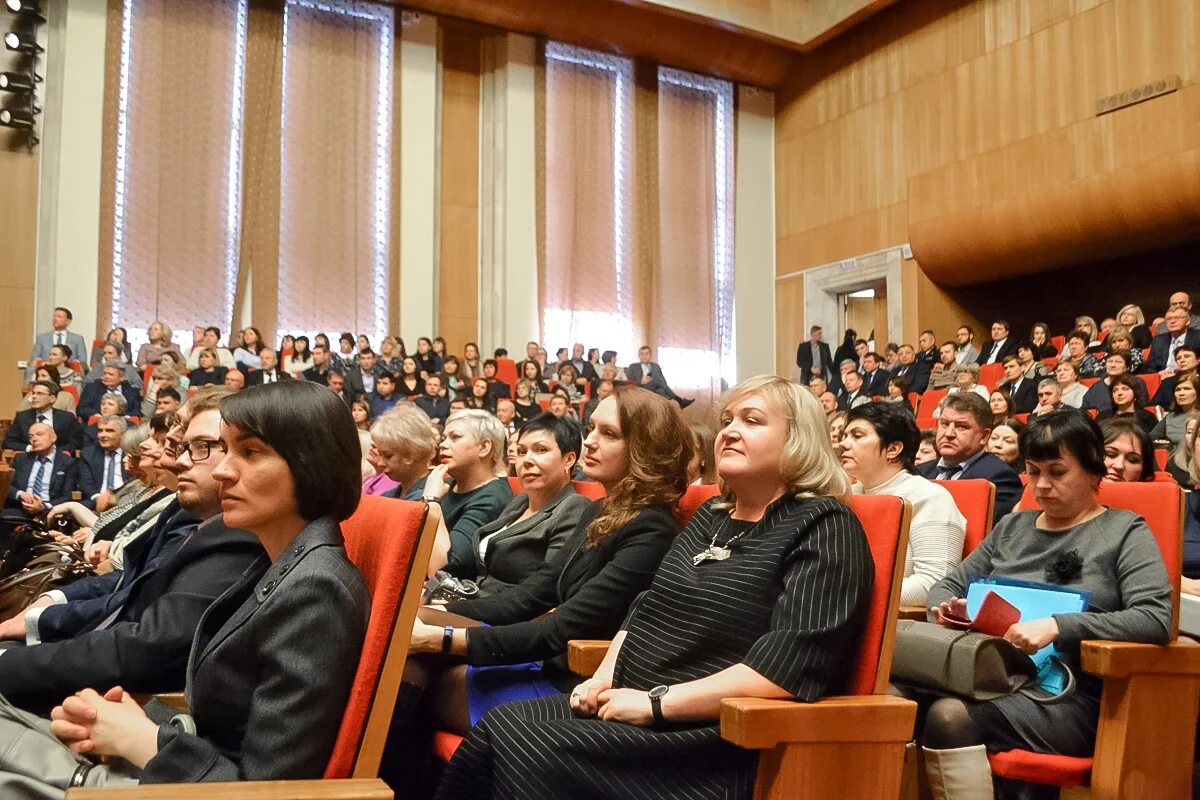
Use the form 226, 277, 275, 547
371, 404, 440, 463
150, 321, 174, 346
444, 408, 507, 475
1117, 304, 1145, 326
716, 375, 851, 506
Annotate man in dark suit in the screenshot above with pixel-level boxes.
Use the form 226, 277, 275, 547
246, 347, 292, 386
303, 344, 336, 385
77, 415, 131, 512
344, 349, 383, 400
795, 325, 834, 382
327, 372, 352, 406
997, 356, 1038, 414
1145, 306, 1200, 375
0, 396, 266, 714
4, 380, 82, 452
916, 392, 1022, 518
4, 422, 78, 518
976, 319, 1019, 366
859, 352, 890, 397
890, 344, 931, 395
78, 364, 141, 421
568, 343, 599, 384
627, 346, 693, 408
838, 369, 870, 410
416, 375, 450, 424
916, 330, 939, 371
369, 372, 402, 416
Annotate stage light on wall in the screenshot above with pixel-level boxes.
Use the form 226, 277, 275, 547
0, 104, 37, 130
0, 70, 36, 92
4, 30, 41, 52
5, 0, 42, 15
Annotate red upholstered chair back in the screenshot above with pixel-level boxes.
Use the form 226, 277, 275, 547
1141, 373, 1161, 401
1051, 335, 1065, 353
495, 358, 518, 397
916, 389, 948, 421
507, 476, 522, 493
571, 480, 607, 500
323, 495, 440, 778
848, 494, 911, 695
933, 478, 995, 556
63, 385, 79, 404
979, 363, 1005, 392
678, 484, 721, 527
1154, 448, 1169, 471
1017, 481, 1184, 634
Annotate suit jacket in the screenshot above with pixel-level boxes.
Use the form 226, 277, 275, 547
890, 361, 930, 395
27, 330, 89, 380
0, 514, 265, 715
1145, 329, 1200, 374
3, 408, 82, 452
861, 368, 890, 397
415, 394, 450, 424
917, 452, 1022, 518
626, 362, 673, 397
139, 516, 368, 783
344, 365, 382, 400
246, 368, 292, 387
999, 377, 1038, 414
956, 344, 981, 366
302, 365, 332, 385
78, 381, 141, 421
4, 450, 77, 509
917, 346, 939, 370
796, 340, 834, 381
76, 443, 132, 509
469, 487, 594, 597
446, 502, 678, 676
976, 338, 1019, 366
838, 387, 870, 410
39, 500, 199, 641
486, 380, 512, 403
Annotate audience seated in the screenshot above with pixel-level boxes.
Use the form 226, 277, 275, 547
79, 364, 141, 421
839, 402, 965, 605
15, 366, 78, 415
189, 347, 228, 387
366, 372, 400, 417
462, 342, 484, 380
1054, 360, 1087, 408
185, 326, 237, 370
3, 422, 78, 520
1095, 374, 1156, 433
5, 380, 82, 452
482, 359, 512, 402
1151, 372, 1199, 446
1101, 325, 1143, 373
370, 404, 441, 502
916, 392, 1022, 518
860, 351, 890, 396
1082, 351, 1149, 414
384, 384, 692, 790
988, 390, 1015, 425
433, 375, 869, 800
1028, 322, 1058, 359
223, 368, 246, 391
1015, 343, 1048, 381
245, 347, 291, 386
987, 417, 1025, 474
1167, 413, 1198, 490
89, 326, 133, 369
134, 321, 182, 368
976, 319, 1018, 366
1151, 345, 1198, 406
1062, 329, 1099, 377
891, 343, 930, 394
415, 336, 444, 378
1099, 417, 1156, 483
838, 366, 871, 409
913, 411, 1171, 798
231, 325, 266, 371
27, 306, 89, 383
928, 341, 960, 390
345, 347, 383, 398
417, 374, 451, 424
395, 355, 424, 398
302, 343, 336, 385
86, 339, 144, 389
1146, 305, 1200, 374
513, 378, 541, 424
142, 363, 183, 417
1153, 291, 1200, 334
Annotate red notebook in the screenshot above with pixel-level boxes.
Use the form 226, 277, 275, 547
940, 590, 1021, 637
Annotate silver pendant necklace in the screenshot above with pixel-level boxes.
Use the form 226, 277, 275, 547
693, 522, 754, 566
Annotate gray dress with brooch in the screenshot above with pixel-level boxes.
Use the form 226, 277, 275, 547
434, 493, 873, 800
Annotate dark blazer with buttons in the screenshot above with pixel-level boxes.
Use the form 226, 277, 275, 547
76, 443, 132, 509
4, 450, 77, 509
445, 502, 678, 678
976, 338, 1019, 366
795, 340, 834, 381
1145, 329, 1200, 374
246, 367, 292, 387
861, 368, 890, 397
917, 452, 1023, 519
0, 515, 264, 714
469, 486, 594, 597
3, 408, 83, 452
890, 361, 930, 395
999, 377, 1038, 414
139, 516, 369, 783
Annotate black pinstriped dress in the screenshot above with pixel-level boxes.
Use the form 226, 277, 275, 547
434, 494, 874, 800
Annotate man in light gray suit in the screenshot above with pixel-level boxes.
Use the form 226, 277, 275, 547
27, 306, 89, 382
627, 345, 693, 408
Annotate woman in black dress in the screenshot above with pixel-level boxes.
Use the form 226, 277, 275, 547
434, 374, 874, 800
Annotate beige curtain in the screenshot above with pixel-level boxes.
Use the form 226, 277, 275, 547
98, 0, 247, 350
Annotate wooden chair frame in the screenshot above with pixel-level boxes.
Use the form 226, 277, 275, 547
68, 501, 444, 800
568, 499, 918, 799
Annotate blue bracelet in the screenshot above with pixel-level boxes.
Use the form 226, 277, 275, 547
442, 625, 454, 654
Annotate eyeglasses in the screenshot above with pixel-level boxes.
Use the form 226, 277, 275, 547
176, 439, 225, 462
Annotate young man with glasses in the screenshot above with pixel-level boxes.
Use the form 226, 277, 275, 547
4, 380, 82, 452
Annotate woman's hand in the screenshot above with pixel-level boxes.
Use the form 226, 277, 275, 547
569, 677, 613, 718
423, 464, 450, 501
47, 502, 82, 524
1182, 577, 1200, 598
50, 687, 161, 768
1004, 618, 1059, 655
409, 618, 443, 654
86, 540, 112, 566
595, 688, 653, 726
932, 597, 968, 625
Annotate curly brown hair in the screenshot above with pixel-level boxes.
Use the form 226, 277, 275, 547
586, 385, 693, 547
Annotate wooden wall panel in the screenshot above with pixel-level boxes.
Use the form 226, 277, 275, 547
438, 26, 481, 355
775, 0, 1200, 343
0, 146, 39, 409
775, 277, 805, 378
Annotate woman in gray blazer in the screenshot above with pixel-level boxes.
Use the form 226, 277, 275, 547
467, 413, 592, 597
48, 381, 370, 785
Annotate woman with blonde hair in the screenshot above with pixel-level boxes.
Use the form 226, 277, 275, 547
434, 375, 872, 800
388, 385, 692, 788
373, 404, 442, 501
1117, 303, 1152, 349
379, 335, 404, 374
141, 364, 182, 418
135, 321, 181, 368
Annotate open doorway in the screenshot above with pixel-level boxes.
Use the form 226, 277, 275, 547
841, 281, 888, 351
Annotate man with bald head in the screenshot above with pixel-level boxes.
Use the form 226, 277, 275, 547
4, 422, 78, 518
1155, 291, 1200, 334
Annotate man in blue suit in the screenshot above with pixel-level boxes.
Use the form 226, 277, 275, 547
4, 423, 78, 517
78, 364, 141, 421
1145, 306, 1200, 376
916, 392, 1022, 518
4, 381, 82, 452
77, 416, 132, 512
860, 352, 891, 397
26, 306, 89, 383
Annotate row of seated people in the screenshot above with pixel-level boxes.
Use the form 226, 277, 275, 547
0, 373, 1192, 799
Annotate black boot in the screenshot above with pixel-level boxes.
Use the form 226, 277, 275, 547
379, 680, 433, 796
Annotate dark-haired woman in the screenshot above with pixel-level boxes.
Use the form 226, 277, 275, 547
231, 326, 265, 372
283, 335, 313, 379
521, 358, 549, 394
397, 356, 424, 398
414, 337, 443, 379
1099, 417, 1156, 483
434, 375, 873, 800
1095, 374, 1156, 433
385, 386, 691, 786
40, 380, 370, 787
1151, 373, 1199, 447
461, 413, 591, 597
917, 411, 1171, 798
838, 402, 965, 606
1028, 323, 1058, 360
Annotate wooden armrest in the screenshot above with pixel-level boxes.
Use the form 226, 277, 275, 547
1081, 637, 1200, 678
897, 605, 926, 621
720, 694, 917, 750
567, 639, 611, 676
67, 778, 393, 800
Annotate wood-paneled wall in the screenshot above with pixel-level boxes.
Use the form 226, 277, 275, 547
438, 25, 481, 354
774, 0, 1200, 373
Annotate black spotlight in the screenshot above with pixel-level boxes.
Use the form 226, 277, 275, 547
4, 30, 41, 52
0, 105, 36, 128
5, 0, 42, 14
0, 71, 36, 92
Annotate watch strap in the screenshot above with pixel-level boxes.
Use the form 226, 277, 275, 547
441, 625, 454, 654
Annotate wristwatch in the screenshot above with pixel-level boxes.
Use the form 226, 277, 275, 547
648, 684, 669, 726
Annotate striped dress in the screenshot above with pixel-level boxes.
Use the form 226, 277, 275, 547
434, 493, 874, 800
